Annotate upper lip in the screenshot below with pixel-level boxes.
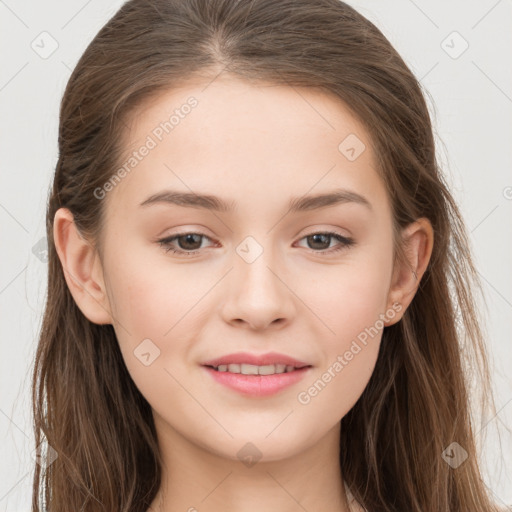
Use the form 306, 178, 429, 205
202, 351, 311, 368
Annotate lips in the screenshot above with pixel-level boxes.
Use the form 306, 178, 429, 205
200, 352, 312, 397
211, 363, 297, 375
201, 351, 311, 369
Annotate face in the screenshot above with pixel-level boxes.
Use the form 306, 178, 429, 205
98, 76, 398, 462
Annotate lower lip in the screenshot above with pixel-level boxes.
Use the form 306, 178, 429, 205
202, 366, 311, 397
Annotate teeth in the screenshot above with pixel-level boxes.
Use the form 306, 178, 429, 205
213, 363, 298, 375
258, 364, 277, 375
240, 363, 259, 375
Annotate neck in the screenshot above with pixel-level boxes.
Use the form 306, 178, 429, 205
148, 415, 351, 512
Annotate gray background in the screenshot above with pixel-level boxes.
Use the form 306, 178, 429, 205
1, 0, 511, 509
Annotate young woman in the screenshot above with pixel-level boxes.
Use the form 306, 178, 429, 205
32, 0, 503, 510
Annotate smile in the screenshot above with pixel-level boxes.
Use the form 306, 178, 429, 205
202, 365, 312, 397
208, 363, 303, 375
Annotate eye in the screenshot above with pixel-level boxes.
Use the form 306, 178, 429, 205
158, 232, 215, 255
157, 230, 355, 257
295, 231, 355, 255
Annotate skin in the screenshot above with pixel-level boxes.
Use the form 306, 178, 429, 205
54, 75, 433, 512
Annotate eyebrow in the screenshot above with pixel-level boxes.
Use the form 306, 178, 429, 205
139, 188, 372, 213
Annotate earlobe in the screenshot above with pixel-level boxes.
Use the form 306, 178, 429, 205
384, 218, 434, 326
53, 208, 112, 325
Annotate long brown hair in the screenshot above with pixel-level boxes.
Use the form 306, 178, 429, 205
32, 0, 501, 510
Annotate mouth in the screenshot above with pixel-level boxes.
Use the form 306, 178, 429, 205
200, 353, 313, 397
204, 363, 311, 375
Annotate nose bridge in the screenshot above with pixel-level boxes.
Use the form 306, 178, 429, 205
235, 233, 282, 297
222, 233, 293, 329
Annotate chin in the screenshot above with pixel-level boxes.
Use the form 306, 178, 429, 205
227, 432, 311, 464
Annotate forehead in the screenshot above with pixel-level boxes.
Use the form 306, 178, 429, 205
124, 76, 371, 155
106, 76, 389, 218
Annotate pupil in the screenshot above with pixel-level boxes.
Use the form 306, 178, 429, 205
309, 234, 329, 250
180, 234, 201, 250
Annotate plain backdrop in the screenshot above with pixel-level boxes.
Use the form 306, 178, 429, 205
1, 0, 511, 510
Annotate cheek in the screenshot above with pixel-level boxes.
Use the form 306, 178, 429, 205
294, 248, 392, 411
295, 269, 389, 420
300, 250, 393, 343
105, 260, 195, 406
105, 248, 193, 337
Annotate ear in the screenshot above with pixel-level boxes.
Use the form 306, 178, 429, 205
384, 217, 434, 326
53, 207, 112, 325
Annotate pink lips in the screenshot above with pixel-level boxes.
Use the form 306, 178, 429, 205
202, 351, 310, 368
201, 351, 312, 397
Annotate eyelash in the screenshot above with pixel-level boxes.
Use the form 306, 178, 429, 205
157, 231, 355, 257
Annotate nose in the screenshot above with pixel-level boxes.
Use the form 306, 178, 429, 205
220, 244, 295, 331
